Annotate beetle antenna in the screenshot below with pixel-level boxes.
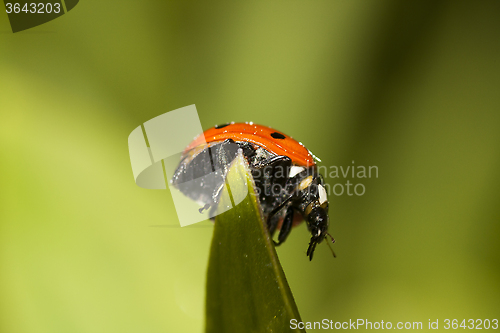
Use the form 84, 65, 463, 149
326, 232, 335, 244
324, 233, 336, 258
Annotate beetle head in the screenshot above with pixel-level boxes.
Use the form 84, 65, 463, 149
306, 206, 329, 260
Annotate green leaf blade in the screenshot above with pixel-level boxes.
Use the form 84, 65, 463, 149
205, 153, 306, 333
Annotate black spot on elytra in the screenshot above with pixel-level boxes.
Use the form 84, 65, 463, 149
271, 132, 286, 139
215, 123, 230, 129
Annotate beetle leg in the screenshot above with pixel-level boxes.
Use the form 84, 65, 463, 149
306, 239, 317, 261
276, 205, 295, 245
199, 203, 211, 213
267, 214, 280, 237
255, 156, 292, 204
307, 238, 317, 260
266, 194, 294, 227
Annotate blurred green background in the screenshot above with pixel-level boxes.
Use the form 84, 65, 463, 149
1, 1, 499, 332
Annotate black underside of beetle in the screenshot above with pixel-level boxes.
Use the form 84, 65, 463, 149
171, 140, 308, 215
171, 139, 327, 259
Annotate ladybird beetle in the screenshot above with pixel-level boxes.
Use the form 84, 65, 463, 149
171, 122, 335, 260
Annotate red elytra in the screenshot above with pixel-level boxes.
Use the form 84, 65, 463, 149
185, 122, 315, 167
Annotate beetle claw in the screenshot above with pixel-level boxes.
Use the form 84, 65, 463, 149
199, 203, 211, 213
